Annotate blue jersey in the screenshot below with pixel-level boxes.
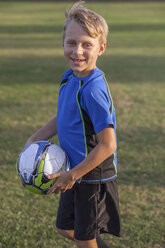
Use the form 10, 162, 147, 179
56, 68, 117, 183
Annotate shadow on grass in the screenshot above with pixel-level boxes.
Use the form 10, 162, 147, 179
1, 23, 165, 34
0, 54, 165, 85
98, 55, 165, 83
0, 56, 67, 85
110, 23, 165, 32
0, 25, 62, 34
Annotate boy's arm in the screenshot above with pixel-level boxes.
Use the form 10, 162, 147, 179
71, 125, 117, 181
47, 126, 116, 194
25, 116, 57, 146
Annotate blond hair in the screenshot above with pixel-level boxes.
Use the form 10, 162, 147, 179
63, 1, 109, 44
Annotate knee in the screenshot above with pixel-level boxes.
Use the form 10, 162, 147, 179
75, 240, 85, 248
75, 239, 97, 248
56, 228, 74, 241
56, 227, 65, 237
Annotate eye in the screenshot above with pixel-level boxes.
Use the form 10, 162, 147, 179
67, 40, 76, 46
83, 42, 92, 48
84, 43, 90, 47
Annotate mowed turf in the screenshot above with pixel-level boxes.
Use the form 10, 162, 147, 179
0, 2, 165, 248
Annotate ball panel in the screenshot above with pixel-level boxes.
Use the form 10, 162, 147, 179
26, 185, 42, 195
64, 157, 70, 171
25, 154, 36, 172
37, 156, 45, 174
18, 153, 27, 171
43, 159, 62, 174
21, 171, 32, 184
23, 144, 39, 159
34, 173, 43, 187
44, 144, 66, 174
40, 179, 55, 190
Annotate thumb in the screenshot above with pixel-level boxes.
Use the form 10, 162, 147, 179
47, 172, 61, 180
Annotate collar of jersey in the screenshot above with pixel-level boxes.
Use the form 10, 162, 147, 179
72, 67, 101, 82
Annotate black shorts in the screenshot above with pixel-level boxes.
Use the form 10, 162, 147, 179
56, 180, 121, 241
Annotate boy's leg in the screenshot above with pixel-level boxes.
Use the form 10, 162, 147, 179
56, 182, 120, 247
56, 228, 74, 241
56, 186, 75, 240
96, 235, 110, 248
56, 229, 98, 248
57, 229, 110, 248
75, 239, 98, 248
75, 237, 110, 248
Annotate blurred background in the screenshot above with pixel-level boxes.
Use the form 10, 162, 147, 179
0, 1, 165, 248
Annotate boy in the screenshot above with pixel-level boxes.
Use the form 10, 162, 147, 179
25, 2, 121, 248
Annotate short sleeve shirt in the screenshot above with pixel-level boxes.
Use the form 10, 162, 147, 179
56, 68, 117, 183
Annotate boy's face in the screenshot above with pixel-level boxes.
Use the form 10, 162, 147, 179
63, 20, 106, 78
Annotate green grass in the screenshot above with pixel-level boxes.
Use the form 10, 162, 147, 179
0, 2, 165, 248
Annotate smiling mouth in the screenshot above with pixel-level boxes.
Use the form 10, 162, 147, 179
70, 57, 86, 63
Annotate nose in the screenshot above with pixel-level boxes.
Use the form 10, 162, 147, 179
73, 44, 83, 56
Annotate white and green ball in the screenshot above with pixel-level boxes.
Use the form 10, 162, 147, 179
16, 141, 70, 195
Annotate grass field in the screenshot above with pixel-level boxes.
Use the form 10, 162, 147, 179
0, 1, 165, 248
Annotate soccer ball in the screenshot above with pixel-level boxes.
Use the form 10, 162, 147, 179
16, 141, 70, 195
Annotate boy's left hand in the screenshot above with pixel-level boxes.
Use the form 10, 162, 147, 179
47, 171, 76, 194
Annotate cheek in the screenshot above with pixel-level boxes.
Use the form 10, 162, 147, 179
89, 47, 100, 57
64, 45, 71, 53
63, 47, 68, 54
64, 49, 71, 60
88, 50, 98, 61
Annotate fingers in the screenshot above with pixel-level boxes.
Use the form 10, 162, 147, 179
47, 180, 73, 195
46, 171, 75, 195
47, 187, 58, 195
47, 172, 61, 180
47, 185, 66, 195
46, 172, 62, 195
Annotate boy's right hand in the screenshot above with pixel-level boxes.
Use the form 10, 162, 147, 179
46, 170, 76, 195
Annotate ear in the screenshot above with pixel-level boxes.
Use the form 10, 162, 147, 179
98, 42, 106, 56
